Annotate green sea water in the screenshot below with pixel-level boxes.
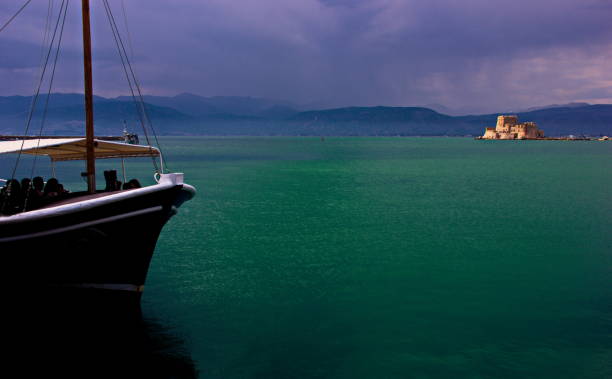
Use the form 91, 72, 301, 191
141, 137, 612, 378
3, 137, 612, 377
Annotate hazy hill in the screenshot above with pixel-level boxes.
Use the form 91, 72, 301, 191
291, 106, 452, 123
114, 93, 220, 117
287, 106, 466, 135
114, 93, 299, 119
1, 94, 611, 136
0, 94, 110, 117
523, 102, 591, 112
287, 104, 612, 136
0, 94, 192, 135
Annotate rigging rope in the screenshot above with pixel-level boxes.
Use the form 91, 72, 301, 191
2, 0, 64, 214
36, 1, 68, 147
23, 1, 68, 211
7, 0, 67, 184
120, 0, 135, 61
104, 0, 167, 171
37, 1, 55, 80
23, 0, 54, 162
102, 0, 168, 172
0, 0, 32, 34
102, 0, 159, 173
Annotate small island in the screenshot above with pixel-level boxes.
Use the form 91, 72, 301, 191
479, 115, 545, 140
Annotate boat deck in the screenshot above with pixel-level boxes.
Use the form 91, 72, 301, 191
41, 190, 129, 209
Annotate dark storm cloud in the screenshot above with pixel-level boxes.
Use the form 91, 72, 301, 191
1, 0, 611, 112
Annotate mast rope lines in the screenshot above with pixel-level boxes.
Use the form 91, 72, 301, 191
0, 0, 32, 34
2, 0, 68, 214
102, 0, 167, 173
24, 1, 70, 212
6, 0, 68, 184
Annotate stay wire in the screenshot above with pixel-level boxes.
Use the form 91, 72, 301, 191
37, 1, 54, 81
101, 0, 159, 172
104, 0, 166, 171
2, 0, 64, 214
103, 0, 168, 172
8, 0, 67, 183
101, 0, 146, 139
101, 0, 142, 132
24, 0, 69, 212
0, 0, 32, 34
24, 0, 53, 159
120, 0, 134, 61
35, 1, 67, 155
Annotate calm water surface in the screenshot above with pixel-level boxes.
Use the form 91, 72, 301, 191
3, 137, 612, 378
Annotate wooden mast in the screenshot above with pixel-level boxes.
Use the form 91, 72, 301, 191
81, 0, 96, 194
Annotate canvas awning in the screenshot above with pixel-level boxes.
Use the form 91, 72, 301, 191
0, 138, 160, 161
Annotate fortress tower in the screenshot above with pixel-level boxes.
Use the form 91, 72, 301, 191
496, 115, 518, 133
481, 115, 544, 140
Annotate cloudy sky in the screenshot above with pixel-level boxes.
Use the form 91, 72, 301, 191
1, 0, 612, 113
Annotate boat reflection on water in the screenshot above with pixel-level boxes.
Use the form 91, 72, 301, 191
3, 290, 197, 378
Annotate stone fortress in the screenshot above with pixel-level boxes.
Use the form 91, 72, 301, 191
481, 115, 545, 140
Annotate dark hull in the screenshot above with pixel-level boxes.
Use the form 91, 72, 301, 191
0, 181, 194, 297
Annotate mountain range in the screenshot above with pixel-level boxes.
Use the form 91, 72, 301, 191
1, 93, 611, 137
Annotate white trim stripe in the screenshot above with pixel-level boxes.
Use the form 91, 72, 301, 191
0, 205, 163, 243
0, 181, 174, 225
